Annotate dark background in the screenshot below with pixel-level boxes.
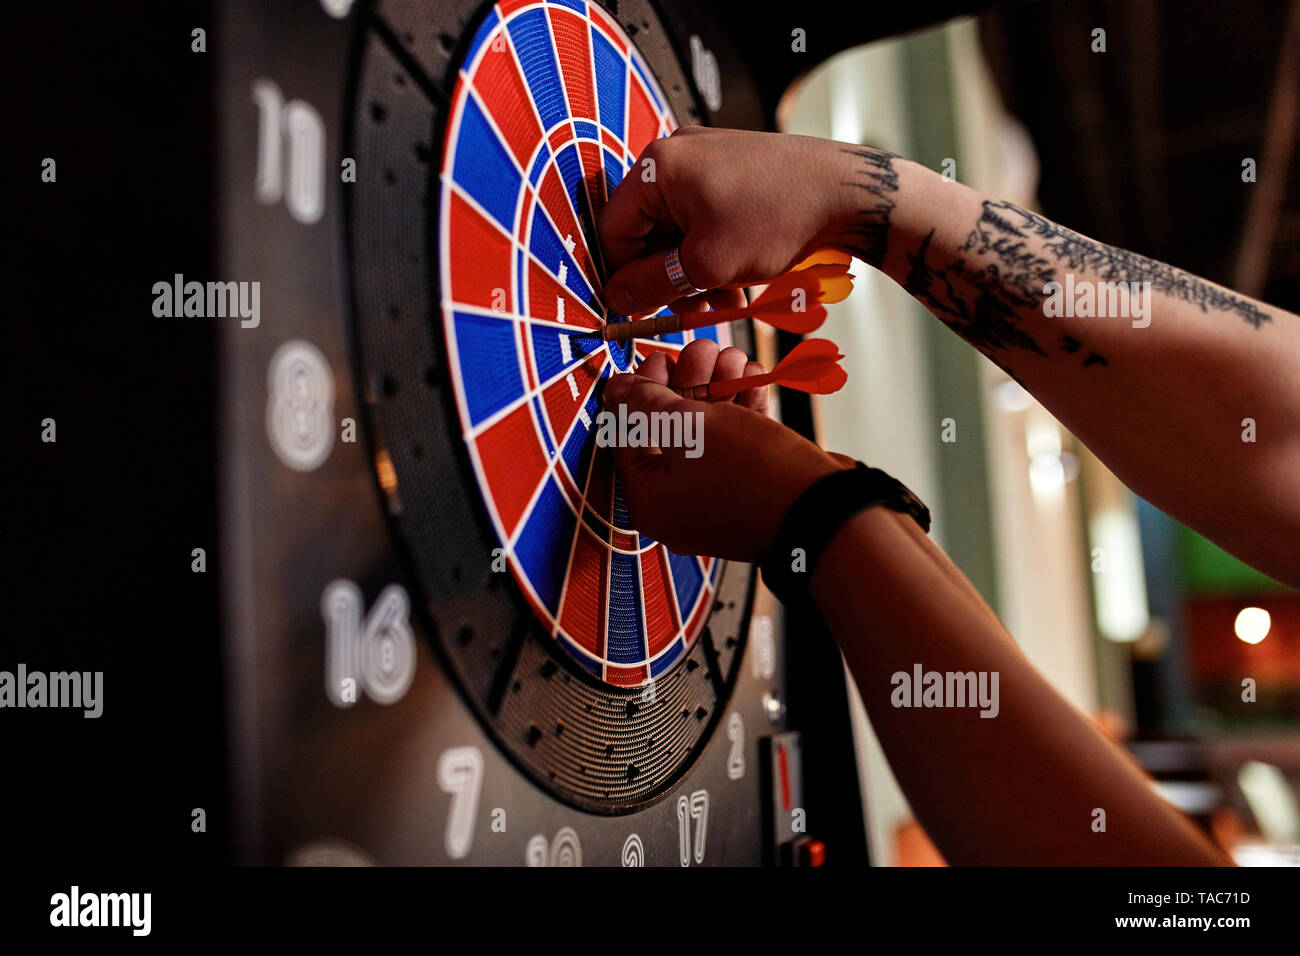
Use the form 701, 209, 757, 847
5, 1, 227, 866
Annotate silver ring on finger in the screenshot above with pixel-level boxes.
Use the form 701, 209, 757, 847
664, 247, 705, 297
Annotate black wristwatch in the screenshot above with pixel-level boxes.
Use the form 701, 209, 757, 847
758, 462, 931, 608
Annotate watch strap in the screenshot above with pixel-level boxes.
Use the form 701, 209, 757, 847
758, 462, 930, 608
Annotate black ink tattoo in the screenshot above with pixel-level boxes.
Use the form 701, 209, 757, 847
903, 228, 1049, 367
839, 148, 899, 268
964, 201, 1272, 329
902, 200, 1273, 379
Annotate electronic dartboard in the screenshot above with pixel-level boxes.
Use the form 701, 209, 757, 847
217, 0, 865, 866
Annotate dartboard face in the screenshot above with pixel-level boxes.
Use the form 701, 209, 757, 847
346, 0, 756, 813
439, 0, 729, 687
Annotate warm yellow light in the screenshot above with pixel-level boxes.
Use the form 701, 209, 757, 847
1234, 607, 1271, 644
375, 450, 398, 494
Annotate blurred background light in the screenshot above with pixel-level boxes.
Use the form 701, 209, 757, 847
1234, 607, 1272, 645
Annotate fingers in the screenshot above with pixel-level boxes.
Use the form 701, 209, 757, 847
602, 371, 690, 493
604, 250, 683, 318
669, 294, 711, 314
669, 339, 720, 391
604, 370, 684, 415
665, 286, 744, 320
635, 340, 767, 412
603, 228, 737, 318
711, 347, 748, 402
598, 144, 673, 277
736, 359, 770, 413
636, 350, 674, 385
646, 340, 766, 410
704, 288, 747, 312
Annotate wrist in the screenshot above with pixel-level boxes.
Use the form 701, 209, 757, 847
759, 461, 931, 608
818, 142, 939, 272
758, 451, 844, 556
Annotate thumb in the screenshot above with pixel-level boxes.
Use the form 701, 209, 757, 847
603, 370, 691, 425
601, 372, 693, 513
603, 251, 683, 318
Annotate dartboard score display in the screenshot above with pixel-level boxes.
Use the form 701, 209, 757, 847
216, 0, 846, 866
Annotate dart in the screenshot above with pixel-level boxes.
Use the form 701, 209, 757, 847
675, 338, 848, 401
600, 249, 855, 341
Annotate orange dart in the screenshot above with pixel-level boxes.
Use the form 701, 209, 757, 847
601, 297, 827, 341
601, 248, 855, 341
675, 338, 847, 401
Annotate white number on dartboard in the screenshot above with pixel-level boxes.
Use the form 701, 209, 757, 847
524, 827, 582, 866
726, 712, 745, 780
322, 579, 415, 706
688, 36, 722, 112
676, 790, 709, 866
437, 747, 484, 860
252, 78, 325, 224
621, 833, 645, 867
267, 340, 335, 471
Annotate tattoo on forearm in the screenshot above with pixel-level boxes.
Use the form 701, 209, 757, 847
903, 228, 1059, 385
966, 201, 1271, 328
902, 200, 1273, 379
839, 148, 899, 268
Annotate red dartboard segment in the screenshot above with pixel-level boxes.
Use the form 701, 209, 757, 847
471, 35, 544, 167
440, 0, 730, 686
627, 81, 658, 158
534, 166, 598, 294
548, 7, 597, 121
540, 349, 605, 443
640, 545, 682, 658
473, 401, 550, 538
558, 523, 607, 656
447, 191, 515, 311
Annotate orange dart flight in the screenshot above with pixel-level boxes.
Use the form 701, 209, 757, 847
601, 248, 854, 341
675, 339, 848, 401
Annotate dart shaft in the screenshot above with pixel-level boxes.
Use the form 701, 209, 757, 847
603, 306, 762, 341
601, 313, 683, 341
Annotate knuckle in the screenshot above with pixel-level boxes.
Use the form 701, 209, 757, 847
626, 268, 661, 310
681, 253, 725, 290
681, 338, 719, 360
640, 137, 667, 162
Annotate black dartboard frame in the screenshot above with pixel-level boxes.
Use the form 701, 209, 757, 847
343, 0, 757, 814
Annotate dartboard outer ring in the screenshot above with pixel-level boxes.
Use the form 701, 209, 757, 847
344, 0, 757, 814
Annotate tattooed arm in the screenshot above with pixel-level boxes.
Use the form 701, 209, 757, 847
601, 128, 1300, 587
823, 146, 1300, 586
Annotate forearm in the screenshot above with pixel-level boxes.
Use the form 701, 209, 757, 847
819, 145, 1300, 586
809, 507, 1230, 865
